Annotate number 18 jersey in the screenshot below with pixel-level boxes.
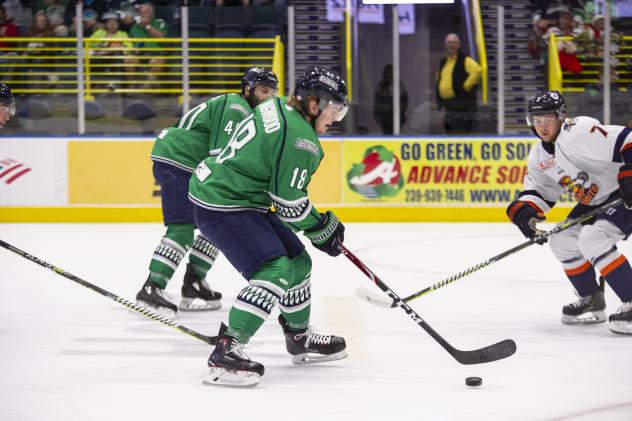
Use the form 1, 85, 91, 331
189, 97, 325, 232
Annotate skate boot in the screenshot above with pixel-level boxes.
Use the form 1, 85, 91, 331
135, 278, 177, 319
203, 331, 264, 388
278, 315, 347, 364
609, 301, 632, 335
561, 282, 606, 325
179, 263, 222, 311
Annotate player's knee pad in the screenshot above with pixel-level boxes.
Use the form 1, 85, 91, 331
578, 220, 623, 262
279, 252, 312, 314
237, 256, 295, 319
549, 224, 582, 261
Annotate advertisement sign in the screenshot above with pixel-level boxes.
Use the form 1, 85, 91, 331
343, 138, 573, 207
0, 138, 67, 205
327, 0, 385, 23
68, 140, 160, 205
398, 4, 416, 35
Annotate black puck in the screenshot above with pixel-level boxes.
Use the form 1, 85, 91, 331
465, 377, 482, 387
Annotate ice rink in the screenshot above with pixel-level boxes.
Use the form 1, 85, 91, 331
1, 222, 631, 421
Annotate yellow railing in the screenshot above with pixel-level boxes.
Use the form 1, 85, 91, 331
548, 34, 631, 92
0, 36, 284, 96
472, 0, 488, 104
548, 33, 563, 91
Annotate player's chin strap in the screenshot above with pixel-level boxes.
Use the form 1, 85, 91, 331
356, 197, 624, 309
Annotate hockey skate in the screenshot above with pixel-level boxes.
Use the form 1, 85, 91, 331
178, 264, 222, 311
278, 315, 347, 364
135, 279, 177, 319
609, 301, 632, 335
561, 283, 606, 325
203, 333, 264, 388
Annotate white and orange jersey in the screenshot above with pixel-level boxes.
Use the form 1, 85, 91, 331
520, 116, 632, 212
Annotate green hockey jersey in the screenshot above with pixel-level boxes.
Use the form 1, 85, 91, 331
189, 97, 324, 231
150, 93, 252, 172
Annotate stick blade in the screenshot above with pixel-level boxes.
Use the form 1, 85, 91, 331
452, 339, 517, 365
354, 286, 395, 308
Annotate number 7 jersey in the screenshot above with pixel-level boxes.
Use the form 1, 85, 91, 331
519, 116, 632, 212
189, 97, 325, 232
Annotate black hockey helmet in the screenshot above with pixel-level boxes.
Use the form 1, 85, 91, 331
526, 89, 566, 127
0, 83, 15, 116
241, 67, 279, 95
294, 66, 349, 122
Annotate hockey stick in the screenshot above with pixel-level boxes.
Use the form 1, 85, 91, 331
356, 198, 623, 308
338, 244, 516, 364
0, 239, 218, 345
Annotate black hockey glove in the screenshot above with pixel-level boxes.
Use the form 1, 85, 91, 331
506, 200, 547, 244
618, 163, 632, 209
304, 210, 345, 257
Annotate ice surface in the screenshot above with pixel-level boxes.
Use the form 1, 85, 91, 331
1, 222, 631, 421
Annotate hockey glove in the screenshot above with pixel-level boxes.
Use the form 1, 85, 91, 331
304, 210, 345, 257
618, 163, 632, 209
506, 200, 547, 244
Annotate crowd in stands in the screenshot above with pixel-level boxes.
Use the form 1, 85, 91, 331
528, 0, 628, 85
0, 0, 287, 89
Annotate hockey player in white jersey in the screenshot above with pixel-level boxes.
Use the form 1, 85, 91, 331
506, 90, 632, 335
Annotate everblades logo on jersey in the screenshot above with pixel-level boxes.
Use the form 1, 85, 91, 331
295, 138, 320, 156
346, 145, 404, 199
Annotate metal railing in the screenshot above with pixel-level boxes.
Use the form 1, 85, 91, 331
0, 35, 284, 97
548, 34, 631, 92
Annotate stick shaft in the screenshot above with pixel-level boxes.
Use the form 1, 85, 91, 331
0, 239, 216, 345
397, 198, 623, 305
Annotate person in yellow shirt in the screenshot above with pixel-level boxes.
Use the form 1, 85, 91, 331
90, 11, 134, 91
436, 33, 482, 134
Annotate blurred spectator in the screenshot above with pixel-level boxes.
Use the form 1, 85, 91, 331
583, 0, 618, 24
373, 64, 408, 135
33, 0, 66, 14
528, 15, 549, 61
544, 9, 583, 73
2, 0, 33, 34
47, 5, 68, 36
70, 8, 103, 36
91, 10, 134, 90
436, 33, 481, 135
90, 10, 133, 52
0, 5, 19, 82
252, 0, 274, 5
117, 1, 135, 32
531, 0, 584, 28
128, 2, 168, 87
23, 11, 56, 88
64, 0, 109, 28
216, 0, 251, 6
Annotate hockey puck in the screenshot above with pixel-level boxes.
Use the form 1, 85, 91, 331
465, 377, 482, 387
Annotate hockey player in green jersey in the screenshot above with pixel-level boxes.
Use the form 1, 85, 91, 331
189, 67, 349, 387
136, 67, 279, 318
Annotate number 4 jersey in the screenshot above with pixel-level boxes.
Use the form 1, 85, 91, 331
150, 93, 252, 172
519, 116, 632, 211
189, 97, 325, 232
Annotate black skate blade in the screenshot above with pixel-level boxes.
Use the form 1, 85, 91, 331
452, 339, 517, 365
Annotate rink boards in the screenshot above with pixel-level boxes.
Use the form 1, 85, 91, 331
0, 136, 575, 222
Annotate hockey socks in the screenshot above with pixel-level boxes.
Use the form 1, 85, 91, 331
561, 258, 599, 297
226, 252, 313, 343
188, 234, 219, 279
595, 251, 632, 302
227, 256, 294, 343
148, 224, 194, 288
279, 252, 312, 330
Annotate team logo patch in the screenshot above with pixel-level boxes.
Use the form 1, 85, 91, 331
347, 145, 404, 199
537, 157, 556, 170
295, 138, 320, 156
558, 171, 599, 205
